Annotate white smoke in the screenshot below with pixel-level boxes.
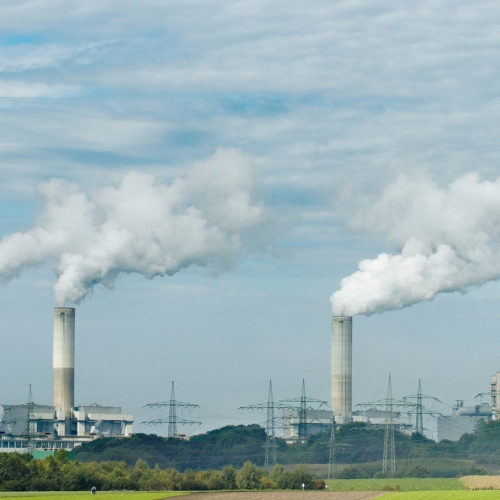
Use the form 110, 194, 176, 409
331, 173, 500, 316
0, 148, 266, 305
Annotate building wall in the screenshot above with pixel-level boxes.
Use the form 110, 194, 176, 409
437, 415, 488, 441
437, 404, 491, 442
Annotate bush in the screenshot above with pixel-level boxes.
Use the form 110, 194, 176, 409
315, 479, 326, 490
260, 476, 277, 489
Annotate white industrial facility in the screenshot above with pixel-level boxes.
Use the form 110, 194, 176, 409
437, 402, 491, 442
0, 307, 132, 453
329, 314, 500, 442
282, 407, 412, 441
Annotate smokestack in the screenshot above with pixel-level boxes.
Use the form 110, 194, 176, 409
331, 315, 352, 424
53, 307, 75, 435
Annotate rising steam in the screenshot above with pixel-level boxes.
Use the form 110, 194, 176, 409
0, 148, 266, 305
331, 173, 500, 316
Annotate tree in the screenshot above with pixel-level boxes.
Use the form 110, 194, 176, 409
221, 465, 237, 489
236, 461, 263, 489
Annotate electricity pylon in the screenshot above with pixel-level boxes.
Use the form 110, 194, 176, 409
24, 384, 35, 453
415, 379, 423, 435
382, 374, 396, 476
239, 380, 294, 468
142, 381, 200, 438
327, 415, 336, 479
402, 380, 445, 437
280, 379, 327, 442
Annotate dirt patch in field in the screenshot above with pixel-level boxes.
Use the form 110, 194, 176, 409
185, 492, 385, 499
461, 475, 500, 489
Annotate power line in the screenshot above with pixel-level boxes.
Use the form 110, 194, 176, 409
142, 381, 201, 438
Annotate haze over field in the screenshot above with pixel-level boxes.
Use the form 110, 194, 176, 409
1, 1, 500, 436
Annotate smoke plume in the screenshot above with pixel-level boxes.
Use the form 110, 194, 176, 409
331, 173, 500, 316
0, 148, 266, 305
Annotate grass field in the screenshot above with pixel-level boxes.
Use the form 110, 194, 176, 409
325, 478, 466, 491
0, 493, 190, 499
379, 492, 500, 499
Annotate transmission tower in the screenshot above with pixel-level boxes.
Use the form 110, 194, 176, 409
327, 415, 336, 479
24, 384, 35, 454
402, 380, 446, 436
280, 379, 327, 442
415, 379, 423, 435
382, 374, 396, 476
239, 380, 295, 468
142, 381, 201, 438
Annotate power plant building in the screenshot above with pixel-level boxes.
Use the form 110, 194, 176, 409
0, 307, 133, 452
437, 402, 491, 442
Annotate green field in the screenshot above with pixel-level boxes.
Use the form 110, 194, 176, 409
380, 492, 500, 499
0, 493, 190, 499
325, 478, 466, 491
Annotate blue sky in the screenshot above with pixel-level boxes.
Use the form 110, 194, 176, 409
1, 1, 500, 438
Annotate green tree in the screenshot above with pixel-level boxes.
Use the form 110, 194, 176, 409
221, 464, 237, 489
236, 461, 263, 489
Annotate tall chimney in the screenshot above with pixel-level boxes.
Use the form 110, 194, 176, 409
53, 307, 75, 435
331, 315, 352, 424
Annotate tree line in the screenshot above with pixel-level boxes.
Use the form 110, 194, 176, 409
0, 451, 324, 492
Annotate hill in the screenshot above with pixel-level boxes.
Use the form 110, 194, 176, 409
72, 420, 500, 474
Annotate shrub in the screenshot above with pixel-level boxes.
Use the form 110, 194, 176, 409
260, 476, 277, 489
315, 479, 326, 490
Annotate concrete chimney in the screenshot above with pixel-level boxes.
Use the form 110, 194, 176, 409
53, 307, 75, 435
331, 315, 352, 424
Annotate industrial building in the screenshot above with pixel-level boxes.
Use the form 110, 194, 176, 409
281, 407, 412, 441
437, 402, 491, 442
491, 371, 500, 420
0, 307, 132, 453
281, 408, 333, 441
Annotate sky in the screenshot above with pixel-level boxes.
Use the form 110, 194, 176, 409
1, 1, 500, 439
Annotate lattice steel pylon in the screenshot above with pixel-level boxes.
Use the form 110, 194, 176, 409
280, 379, 327, 442
415, 379, 423, 436
239, 380, 294, 469
402, 379, 445, 437
327, 415, 336, 479
142, 381, 201, 438
265, 381, 277, 468
24, 384, 35, 454
382, 374, 396, 476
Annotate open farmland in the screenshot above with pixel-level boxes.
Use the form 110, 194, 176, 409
325, 478, 466, 491
379, 492, 500, 499
460, 475, 500, 489
0, 493, 189, 499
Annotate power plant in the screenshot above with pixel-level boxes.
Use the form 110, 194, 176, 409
0, 308, 132, 453
1, 304, 500, 454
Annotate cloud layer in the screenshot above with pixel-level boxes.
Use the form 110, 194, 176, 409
0, 149, 266, 304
